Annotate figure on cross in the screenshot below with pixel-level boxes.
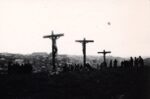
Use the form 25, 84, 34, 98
76, 38, 94, 67
43, 30, 64, 72
98, 50, 111, 67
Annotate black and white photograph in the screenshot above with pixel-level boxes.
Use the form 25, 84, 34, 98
0, 0, 150, 99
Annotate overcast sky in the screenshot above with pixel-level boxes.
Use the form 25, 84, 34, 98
0, 0, 150, 57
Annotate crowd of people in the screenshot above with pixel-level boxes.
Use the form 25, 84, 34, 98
6, 56, 144, 74
8, 62, 33, 74
121, 56, 144, 68
61, 56, 144, 72
99, 56, 144, 70
62, 63, 94, 72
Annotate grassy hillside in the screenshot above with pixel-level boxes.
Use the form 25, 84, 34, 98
0, 66, 150, 99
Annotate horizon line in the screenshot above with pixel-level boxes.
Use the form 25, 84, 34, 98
0, 51, 149, 59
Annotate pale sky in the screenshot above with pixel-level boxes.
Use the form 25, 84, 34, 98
0, 0, 150, 57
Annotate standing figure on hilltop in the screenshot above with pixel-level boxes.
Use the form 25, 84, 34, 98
130, 57, 134, 67
109, 60, 112, 68
121, 61, 125, 68
134, 57, 138, 67
100, 62, 107, 70
113, 59, 118, 68
138, 56, 144, 67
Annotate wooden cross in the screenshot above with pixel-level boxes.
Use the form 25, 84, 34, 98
98, 50, 111, 64
43, 30, 64, 71
76, 38, 94, 67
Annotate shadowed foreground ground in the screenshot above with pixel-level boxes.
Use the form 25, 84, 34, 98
0, 66, 150, 99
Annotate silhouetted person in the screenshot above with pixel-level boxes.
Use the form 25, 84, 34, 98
113, 59, 118, 68
134, 57, 138, 67
62, 63, 68, 72
138, 56, 144, 67
8, 61, 13, 74
104, 62, 107, 67
124, 61, 128, 68
109, 60, 112, 68
121, 61, 124, 67
130, 57, 134, 67
85, 63, 93, 71
100, 62, 107, 70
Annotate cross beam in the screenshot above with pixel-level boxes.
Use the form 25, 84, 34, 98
43, 30, 64, 71
76, 38, 94, 67
98, 50, 111, 64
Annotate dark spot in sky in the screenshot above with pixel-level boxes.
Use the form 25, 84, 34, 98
108, 22, 111, 25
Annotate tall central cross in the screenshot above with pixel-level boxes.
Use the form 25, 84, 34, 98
43, 30, 64, 71
76, 38, 94, 67
98, 50, 111, 64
